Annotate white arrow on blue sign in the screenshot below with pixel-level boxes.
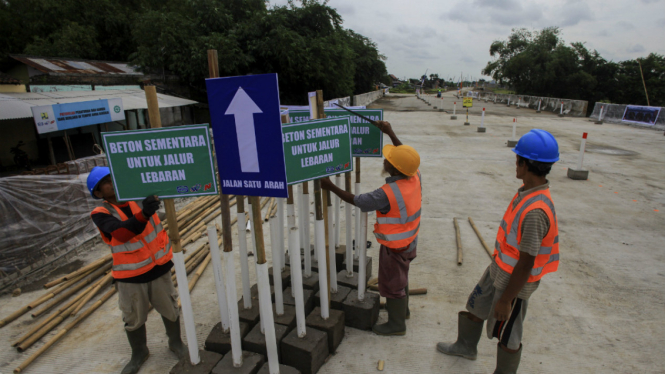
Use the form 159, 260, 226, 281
206, 73, 288, 198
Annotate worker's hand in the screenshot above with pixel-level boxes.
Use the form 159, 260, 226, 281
493, 299, 512, 321
320, 177, 333, 190
375, 121, 392, 134
142, 195, 161, 218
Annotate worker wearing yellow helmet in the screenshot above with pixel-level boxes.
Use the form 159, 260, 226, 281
322, 120, 421, 336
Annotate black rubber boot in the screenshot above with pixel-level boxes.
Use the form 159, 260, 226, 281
162, 316, 188, 360
405, 284, 410, 320
372, 297, 407, 336
122, 324, 149, 374
494, 343, 522, 374
436, 311, 484, 360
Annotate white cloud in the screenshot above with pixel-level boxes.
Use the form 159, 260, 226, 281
627, 44, 646, 53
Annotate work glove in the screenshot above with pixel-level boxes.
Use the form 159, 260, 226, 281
142, 195, 160, 218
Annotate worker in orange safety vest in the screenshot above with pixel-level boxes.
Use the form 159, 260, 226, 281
87, 166, 187, 374
322, 120, 421, 336
437, 129, 560, 374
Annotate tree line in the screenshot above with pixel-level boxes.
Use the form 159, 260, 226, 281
482, 27, 664, 111
0, 0, 389, 103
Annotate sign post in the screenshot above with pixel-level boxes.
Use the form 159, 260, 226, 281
463, 97, 472, 126
143, 86, 200, 365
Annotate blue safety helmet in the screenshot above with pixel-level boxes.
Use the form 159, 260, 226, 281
512, 129, 559, 163
87, 166, 111, 199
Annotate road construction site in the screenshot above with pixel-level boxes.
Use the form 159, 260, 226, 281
0, 90, 663, 374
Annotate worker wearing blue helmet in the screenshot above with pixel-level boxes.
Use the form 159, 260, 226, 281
437, 129, 561, 374
87, 167, 186, 374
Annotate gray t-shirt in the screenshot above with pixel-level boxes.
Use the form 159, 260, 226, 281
490, 182, 551, 300
353, 174, 421, 250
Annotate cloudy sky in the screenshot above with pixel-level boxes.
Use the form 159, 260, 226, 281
268, 0, 665, 82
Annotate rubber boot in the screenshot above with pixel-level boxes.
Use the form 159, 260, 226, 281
162, 316, 188, 360
494, 343, 522, 374
372, 297, 407, 336
405, 284, 411, 320
122, 324, 149, 374
436, 312, 484, 360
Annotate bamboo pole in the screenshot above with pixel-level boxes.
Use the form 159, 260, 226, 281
27, 266, 96, 311
638, 59, 650, 107
264, 198, 276, 221
14, 288, 117, 374
468, 217, 493, 258
71, 273, 113, 316
43, 254, 111, 289
454, 218, 463, 265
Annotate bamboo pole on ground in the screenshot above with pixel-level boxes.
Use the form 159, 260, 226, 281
14, 288, 117, 374
27, 266, 97, 311
70, 273, 113, 316
468, 217, 493, 258
454, 218, 463, 265
42, 254, 112, 289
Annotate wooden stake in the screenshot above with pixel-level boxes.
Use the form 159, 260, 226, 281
250, 196, 267, 264
454, 218, 463, 265
468, 217, 493, 259
638, 59, 650, 107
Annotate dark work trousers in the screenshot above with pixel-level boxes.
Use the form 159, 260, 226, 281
378, 244, 417, 299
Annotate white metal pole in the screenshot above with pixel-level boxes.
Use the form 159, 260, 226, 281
172, 252, 200, 364
453, 102, 456, 116
256, 263, 280, 374
345, 195, 353, 276
315, 219, 330, 318
517, 97, 520, 108
297, 184, 305, 259
236, 210, 252, 309
327, 205, 337, 292
599, 106, 604, 121
480, 108, 486, 128
560, 102, 564, 115
334, 175, 341, 248
354, 182, 361, 260
537, 100, 541, 112
303, 187, 312, 277
577, 133, 588, 170
270, 216, 284, 315
223, 250, 243, 367
248, 206, 263, 333
512, 118, 517, 141
288, 223, 306, 337
357, 212, 368, 301
277, 198, 285, 270
207, 227, 230, 332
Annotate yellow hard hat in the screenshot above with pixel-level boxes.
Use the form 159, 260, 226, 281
383, 144, 420, 176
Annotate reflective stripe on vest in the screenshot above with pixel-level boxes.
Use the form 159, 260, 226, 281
374, 170, 422, 249
494, 188, 559, 282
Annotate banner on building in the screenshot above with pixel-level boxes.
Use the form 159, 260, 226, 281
31, 98, 125, 134
622, 105, 661, 126
102, 125, 218, 201
282, 117, 353, 184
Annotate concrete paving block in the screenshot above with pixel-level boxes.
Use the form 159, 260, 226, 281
450, 115, 457, 120
205, 321, 252, 355
464, 122, 470, 126
314, 284, 351, 310
283, 287, 315, 316
256, 363, 301, 374
439, 109, 444, 112
342, 290, 380, 331
212, 351, 265, 374
477, 127, 486, 132
242, 323, 290, 361
567, 168, 589, 180
595, 120, 603, 125
301, 272, 320, 293
507, 140, 518, 147
237, 299, 261, 327
281, 328, 329, 374
273, 303, 297, 329
334, 245, 346, 270
342, 256, 372, 281
558, 114, 565, 117
336, 271, 360, 290
306, 307, 345, 354
170, 349, 223, 374
268, 267, 290, 290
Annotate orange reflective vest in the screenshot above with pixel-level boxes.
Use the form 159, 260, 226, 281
494, 188, 559, 282
373, 171, 422, 250
92, 201, 172, 279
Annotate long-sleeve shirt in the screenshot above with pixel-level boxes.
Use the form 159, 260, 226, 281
91, 202, 172, 283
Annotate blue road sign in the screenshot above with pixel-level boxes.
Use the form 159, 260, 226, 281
206, 73, 288, 198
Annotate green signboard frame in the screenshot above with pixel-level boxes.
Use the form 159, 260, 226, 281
282, 117, 353, 185
102, 124, 218, 201
287, 108, 384, 158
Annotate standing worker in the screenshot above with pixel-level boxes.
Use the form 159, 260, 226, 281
321, 120, 421, 336
87, 166, 187, 374
436, 129, 560, 374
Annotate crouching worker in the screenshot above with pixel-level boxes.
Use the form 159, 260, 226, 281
322, 120, 422, 336
87, 166, 187, 374
437, 129, 560, 374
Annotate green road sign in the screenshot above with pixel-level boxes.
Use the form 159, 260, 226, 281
282, 117, 353, 184
102, 124, 218, 201
287, 108, 384, 157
